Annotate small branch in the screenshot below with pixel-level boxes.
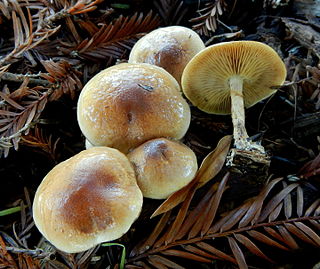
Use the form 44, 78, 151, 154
0, 245, 54, 258
0, 72, 50, 86
128, 215, 320, 263
0, 121, 36, 143
40, 9, 69, 28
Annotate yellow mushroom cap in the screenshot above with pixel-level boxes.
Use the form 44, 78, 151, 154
77, 63, 191, 153
32, 147, 143, 253
127, 138, 198, 199
128, 26, 205, 85
181, 41, 287, 114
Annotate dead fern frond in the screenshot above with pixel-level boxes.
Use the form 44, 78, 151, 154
0, 189, 52, 267
127, 176, 320, 268
63, 11, 160, 62
153, 0, 187, 25
0, 7, 60, 67
40, 60, 82, 101
0, 81, 50, 157
37, 0, 105, 28
21, 126, 60, 161
190, 0, 227, 36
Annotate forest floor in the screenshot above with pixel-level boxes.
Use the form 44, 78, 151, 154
0, 0, 320, 268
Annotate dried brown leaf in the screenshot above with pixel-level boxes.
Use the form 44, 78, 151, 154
162, 249, 211, 263
151, 135, 231, 218
277, 226, 299, 250
201, 172, 229, 235
183, 245, 218, 260
258, 183, 299, 222
239, 177, 283, 228
284, 223, 318, 246
263, 227, 287, 244
196, 242, 237, 264
283, 181, 293, 219
294, 222, 320, 245
228, 237, 248, 269
305, 199, 320, 216
133, 212, 171, 256
148, 257, 169, 269
246, 230, 289, 251
181, 182, 219, 239
220, 201, 253, 233
268, 203, 283, 222
234, 234, 275, 263
148, 255, 185, 269
296, 186, 304, 217
164, 187, 196, 244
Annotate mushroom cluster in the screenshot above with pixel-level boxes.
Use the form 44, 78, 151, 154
77, 63, 191, 153
33, 25, 286, 255
33, 26, 200, 254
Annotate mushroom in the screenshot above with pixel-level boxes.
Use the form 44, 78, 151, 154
128, 26, 205, 85
127, 138, 198, 199
77, 63, 191, 154
32, 147, 143, 253
181, 41, 287, 162
85, 139, 95, 149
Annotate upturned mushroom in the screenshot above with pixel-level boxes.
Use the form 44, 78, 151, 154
127, 138, 198, 199
181, 41, 287, 163
128, 26, 205, 85
32, 147, 143, 253
77, 63, 191, 153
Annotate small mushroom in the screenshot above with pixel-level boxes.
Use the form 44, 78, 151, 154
182, 41, 287, 158
127, 138, 198, 199
128, 26, 205, 85
32, 147, 143, 253
77, 63, 191, 153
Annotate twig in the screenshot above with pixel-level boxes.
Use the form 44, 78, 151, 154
0, 72, 50, 86
205, 30, 243, 46
271, 77, 313, 89
0, 121, 37, 143
40, 9, 70, 28
0, 245, 54, 258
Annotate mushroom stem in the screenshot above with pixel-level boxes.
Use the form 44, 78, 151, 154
229, 76, 265, 153
229, 76, 248, 148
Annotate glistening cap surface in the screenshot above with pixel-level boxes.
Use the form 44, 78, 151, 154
128, 26, 205, 84
77, 63, 191, 153
32, 147, 143, 253
128, 138, 198, 199
182, 41, 287, 114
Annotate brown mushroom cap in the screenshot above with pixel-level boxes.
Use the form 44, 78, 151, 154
32, 147, 143, 253
127, 138, 198, 199
128, 26, 205, 84
182, 41, 287, 114
77, 63, 191, 153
